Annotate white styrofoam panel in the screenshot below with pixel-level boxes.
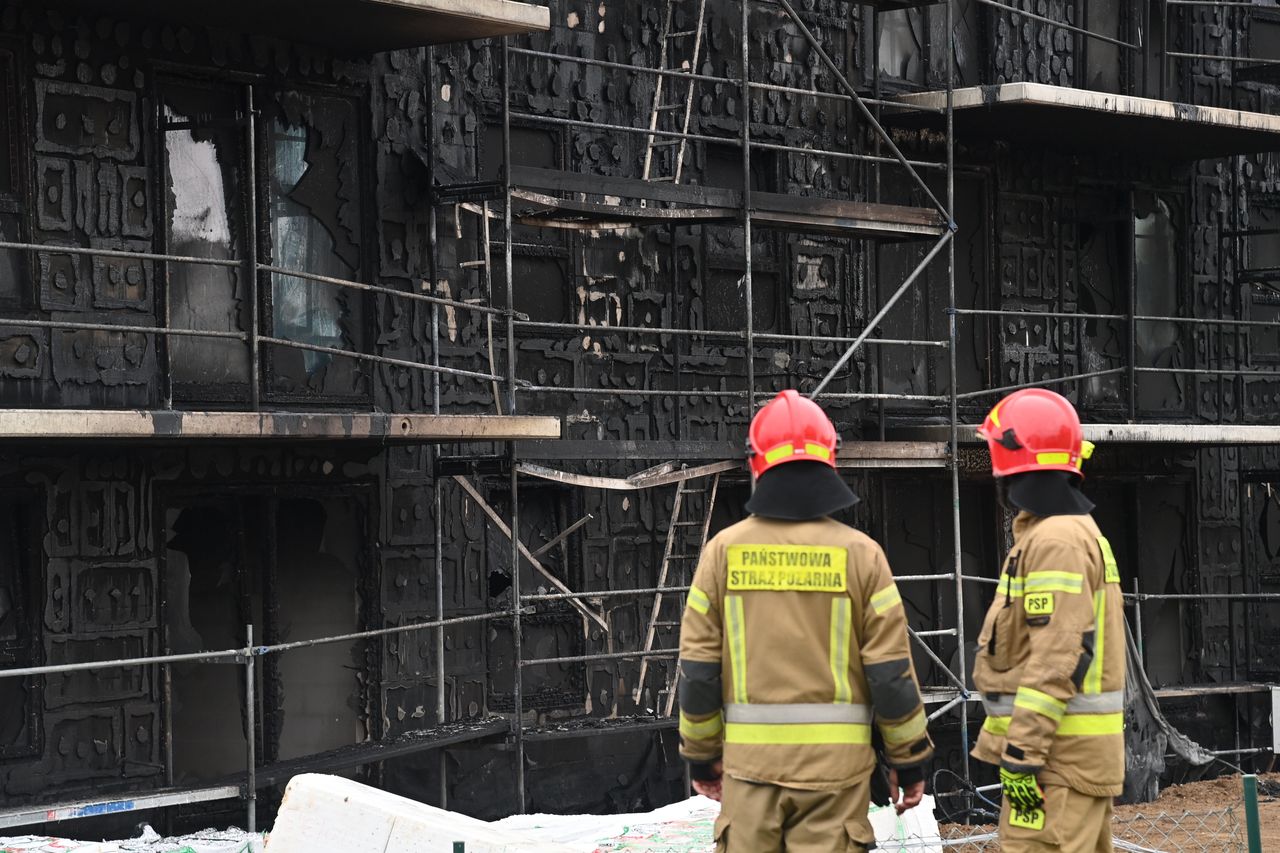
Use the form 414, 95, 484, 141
266, 774, 576, 853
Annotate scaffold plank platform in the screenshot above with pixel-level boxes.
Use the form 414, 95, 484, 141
509, 166, 946, 239
891, 83, 1280, 159
248, 719, 511, 788
903, 423, 1280, 446
0, 410, 561, 442
523, 716, 679, 742
45, 0, 550, 51
0, 785, 242, 830
516, 439, 948, 467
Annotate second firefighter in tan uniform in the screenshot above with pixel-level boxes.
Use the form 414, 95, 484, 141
973, 389, 1126, 853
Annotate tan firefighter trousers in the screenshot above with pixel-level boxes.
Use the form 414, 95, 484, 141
713, 774, 873, 853
999, 784, 1115, 853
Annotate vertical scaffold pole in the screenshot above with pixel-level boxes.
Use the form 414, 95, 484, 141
244, 624, 257, 834
945, 0, 971, 789
741, 0, 755, 414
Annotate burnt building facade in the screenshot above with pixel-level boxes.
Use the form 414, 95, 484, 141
0, 0, 1279, 835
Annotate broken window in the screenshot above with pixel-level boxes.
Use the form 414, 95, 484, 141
1246, 205, 1280, 420
164, 493, 367, 783
1133, 192, 1186, 412
160, 77, 251, 398
1074, 193, 1127, 408
876, 10, 927, 88
0, 48, 27, 305
1248, 10, 1280, 65
265, 91, 367, 399
0, 489, 40, 759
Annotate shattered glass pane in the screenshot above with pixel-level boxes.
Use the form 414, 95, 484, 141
0, 52, 26, 305
267, 92, 366, 398
0, 212, 24, 303
1135, 195, 1180, 364
0, 54, 13, 194
161, 79, 250, 395
878, 10, 926, 86
1134, 193, 1186, 411
0, 494, 35, 758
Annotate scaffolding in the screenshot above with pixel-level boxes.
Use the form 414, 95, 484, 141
6, 0, 1280, 834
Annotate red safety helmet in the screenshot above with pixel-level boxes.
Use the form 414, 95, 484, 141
747, 390, 840, 479
976, 388, 1095, 478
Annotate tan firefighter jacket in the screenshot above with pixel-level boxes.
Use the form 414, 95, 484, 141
677, 515, 934, 791
972, 511, 1126, 798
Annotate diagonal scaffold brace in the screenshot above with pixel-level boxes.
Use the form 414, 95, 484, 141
808, 231, 954, 400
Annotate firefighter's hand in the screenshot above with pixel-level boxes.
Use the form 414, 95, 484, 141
889, 768, 925, 815
999, 766, 1045, 814
691, 760, 724, 802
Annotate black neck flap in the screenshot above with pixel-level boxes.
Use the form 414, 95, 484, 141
745, 460, 860, 521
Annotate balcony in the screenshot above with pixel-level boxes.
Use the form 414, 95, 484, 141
0, 410, 561, 442
890, 83, 1280, 161
46, 0, 551, 52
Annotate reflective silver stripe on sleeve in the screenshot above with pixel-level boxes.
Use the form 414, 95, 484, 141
1066, 690, 1124, 714
724, 703, 873, 725
983, 689, 1122, 718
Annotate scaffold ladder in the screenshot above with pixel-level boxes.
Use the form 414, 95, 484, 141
633, 470, 720, 710
642, 0, 708, 184
456, 201, 503, 412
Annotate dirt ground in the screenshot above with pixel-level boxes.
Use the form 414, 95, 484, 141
940, 773, 1280, 851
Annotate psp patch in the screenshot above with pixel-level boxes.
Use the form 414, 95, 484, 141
1009, 806, 1046, 831
1024, 592, 1055, 616
726, 545, 847, 592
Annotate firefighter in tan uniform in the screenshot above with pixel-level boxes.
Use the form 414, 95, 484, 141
677, 390, 934, 852
972, 389, 1126, 853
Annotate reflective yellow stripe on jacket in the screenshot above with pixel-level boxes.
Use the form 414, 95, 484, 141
829, 598, 853, 703
726, 595, 748, 704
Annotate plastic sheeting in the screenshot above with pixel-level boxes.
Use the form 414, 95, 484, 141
1124, 619, 1215, 803
494, 794, 944, 853
0, 828, 263, 853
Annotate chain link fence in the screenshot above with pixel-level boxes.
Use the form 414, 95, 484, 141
1112, 806, 1245, 853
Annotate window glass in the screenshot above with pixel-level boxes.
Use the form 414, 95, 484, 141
161, 79, 250, 393
0, 51, 26, 305
267, 92, 366, 398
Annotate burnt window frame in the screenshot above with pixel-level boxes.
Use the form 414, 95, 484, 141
153, 70, 255, 406
0, 38, 31, 310
1129, 185, 1191, 417
152, 69, 376, 409
480, 480, 586, 713
256, 81, 376, 407
0, 483, 46, 761
1245, 197, 1280, 369
480, 111, 573, 326
156, 481, 380, 789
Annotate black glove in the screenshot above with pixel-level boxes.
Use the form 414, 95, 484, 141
688, 760, 722, 782
870, 762, 891, 807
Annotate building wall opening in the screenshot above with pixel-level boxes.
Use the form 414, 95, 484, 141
163, 491, 367, 784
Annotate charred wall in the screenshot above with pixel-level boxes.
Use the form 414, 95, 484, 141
0, 0, 1276, 831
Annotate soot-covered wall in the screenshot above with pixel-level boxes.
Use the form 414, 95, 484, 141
0, 0, 1278, 830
